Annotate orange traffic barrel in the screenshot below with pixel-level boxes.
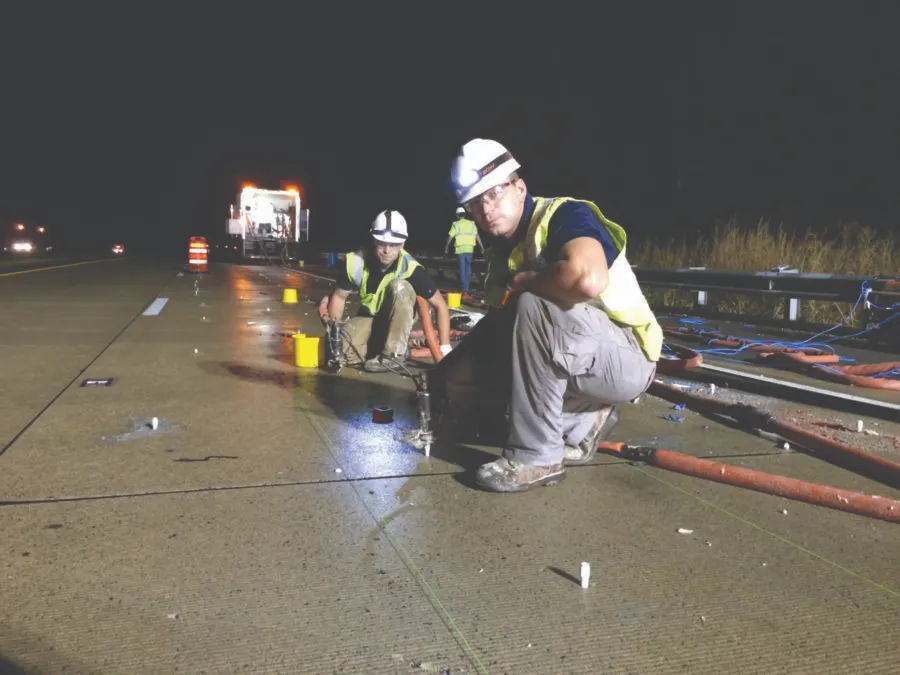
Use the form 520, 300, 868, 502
188, 236, 209, 272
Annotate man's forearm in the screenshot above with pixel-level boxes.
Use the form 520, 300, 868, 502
436, 303, 451, 346
521, 261, 596, 308
327, 293, 347, 321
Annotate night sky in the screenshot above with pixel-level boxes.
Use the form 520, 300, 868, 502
3, 5, 898, 255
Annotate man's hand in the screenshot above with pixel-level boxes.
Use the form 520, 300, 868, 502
507, 238, 609, 308
326, 288, 349, 326
509, 270, 538, 292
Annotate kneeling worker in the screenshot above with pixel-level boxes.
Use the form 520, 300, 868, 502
434, 138, 662, 492
324, 209, 453, 373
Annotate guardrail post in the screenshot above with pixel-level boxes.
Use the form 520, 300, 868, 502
688, 267, 708, 308
772, 266, 802, 321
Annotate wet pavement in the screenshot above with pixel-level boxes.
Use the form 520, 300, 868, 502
1, 259, 898, 673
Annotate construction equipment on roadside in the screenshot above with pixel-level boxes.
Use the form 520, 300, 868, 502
227, 184, 309, 264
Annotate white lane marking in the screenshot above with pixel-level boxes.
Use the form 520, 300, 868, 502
142, 297, 170, 316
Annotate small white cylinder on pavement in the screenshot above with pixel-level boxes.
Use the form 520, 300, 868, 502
580, 561, 591, 589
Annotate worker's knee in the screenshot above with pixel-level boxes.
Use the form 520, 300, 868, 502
387, 279, 416, 305
387, 278, 414, 295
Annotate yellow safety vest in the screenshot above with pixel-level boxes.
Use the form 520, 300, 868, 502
450, 218, 478, 254
484, 197, 662, 361
346, 250, 422, 315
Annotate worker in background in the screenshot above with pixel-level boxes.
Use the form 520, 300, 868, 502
431, 138, 662, 493
324, 210, 453, 373
444, 206, 484, 292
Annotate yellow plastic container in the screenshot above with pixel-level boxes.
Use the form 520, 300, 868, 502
283, 288, 298, 304
447, 292, 461, 308
292, 333, 320, 368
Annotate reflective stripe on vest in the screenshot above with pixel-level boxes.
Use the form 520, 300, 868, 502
451, 219, 477, 254
345, 250, 421, 315
484, 197, 663, 361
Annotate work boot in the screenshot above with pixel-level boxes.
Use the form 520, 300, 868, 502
364, 354, 406, 373
475, 457, 566, 493
563, 406, 620, 466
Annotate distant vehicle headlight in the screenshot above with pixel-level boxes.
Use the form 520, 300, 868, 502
12, 241, 34, 252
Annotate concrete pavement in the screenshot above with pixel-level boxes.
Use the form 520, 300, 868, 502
1, 259, 898, 673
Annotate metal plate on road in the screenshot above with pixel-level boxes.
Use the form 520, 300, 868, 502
81, 378, 115, 387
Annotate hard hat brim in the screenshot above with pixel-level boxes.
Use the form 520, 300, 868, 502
372, 232, 407, 245
456, 157, 521, 205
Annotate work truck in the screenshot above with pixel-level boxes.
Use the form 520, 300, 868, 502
226, 185, 309, 262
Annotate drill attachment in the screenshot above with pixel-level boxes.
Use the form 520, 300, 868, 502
325, 320, 346, 372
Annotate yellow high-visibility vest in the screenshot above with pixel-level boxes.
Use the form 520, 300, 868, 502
346, 250, 421, 315
484, 197, 662, 361
449, 218, 478, 254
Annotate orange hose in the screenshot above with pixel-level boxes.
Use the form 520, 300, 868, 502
754, 352, 900, 390
597, 441, 900, 524
708, 339, 831, 356
809, 364, 900, 391
668, 327, 900, 390
760, 352, 840, 365
834, 362, 900, 375
648, 380, 900, 490
416, 295, 444, 363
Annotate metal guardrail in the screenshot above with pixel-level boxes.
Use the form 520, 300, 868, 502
635, 267, 871, 300
413, 255, 900, 324
629, 267, 899, 324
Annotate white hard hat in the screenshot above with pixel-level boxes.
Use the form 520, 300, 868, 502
370, 209, 408, 244
451, 138, 521, 205
455, 206, 466, 217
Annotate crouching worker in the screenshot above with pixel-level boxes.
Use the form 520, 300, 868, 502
323, 209, 453, 373
431, 138, 663, 492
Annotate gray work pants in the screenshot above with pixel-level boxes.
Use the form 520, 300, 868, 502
504, 292, 656, 465
431, 291, 656, 465
342, 279, 416, 362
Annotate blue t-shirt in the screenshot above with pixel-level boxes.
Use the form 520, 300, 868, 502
489, 194, 620, 267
